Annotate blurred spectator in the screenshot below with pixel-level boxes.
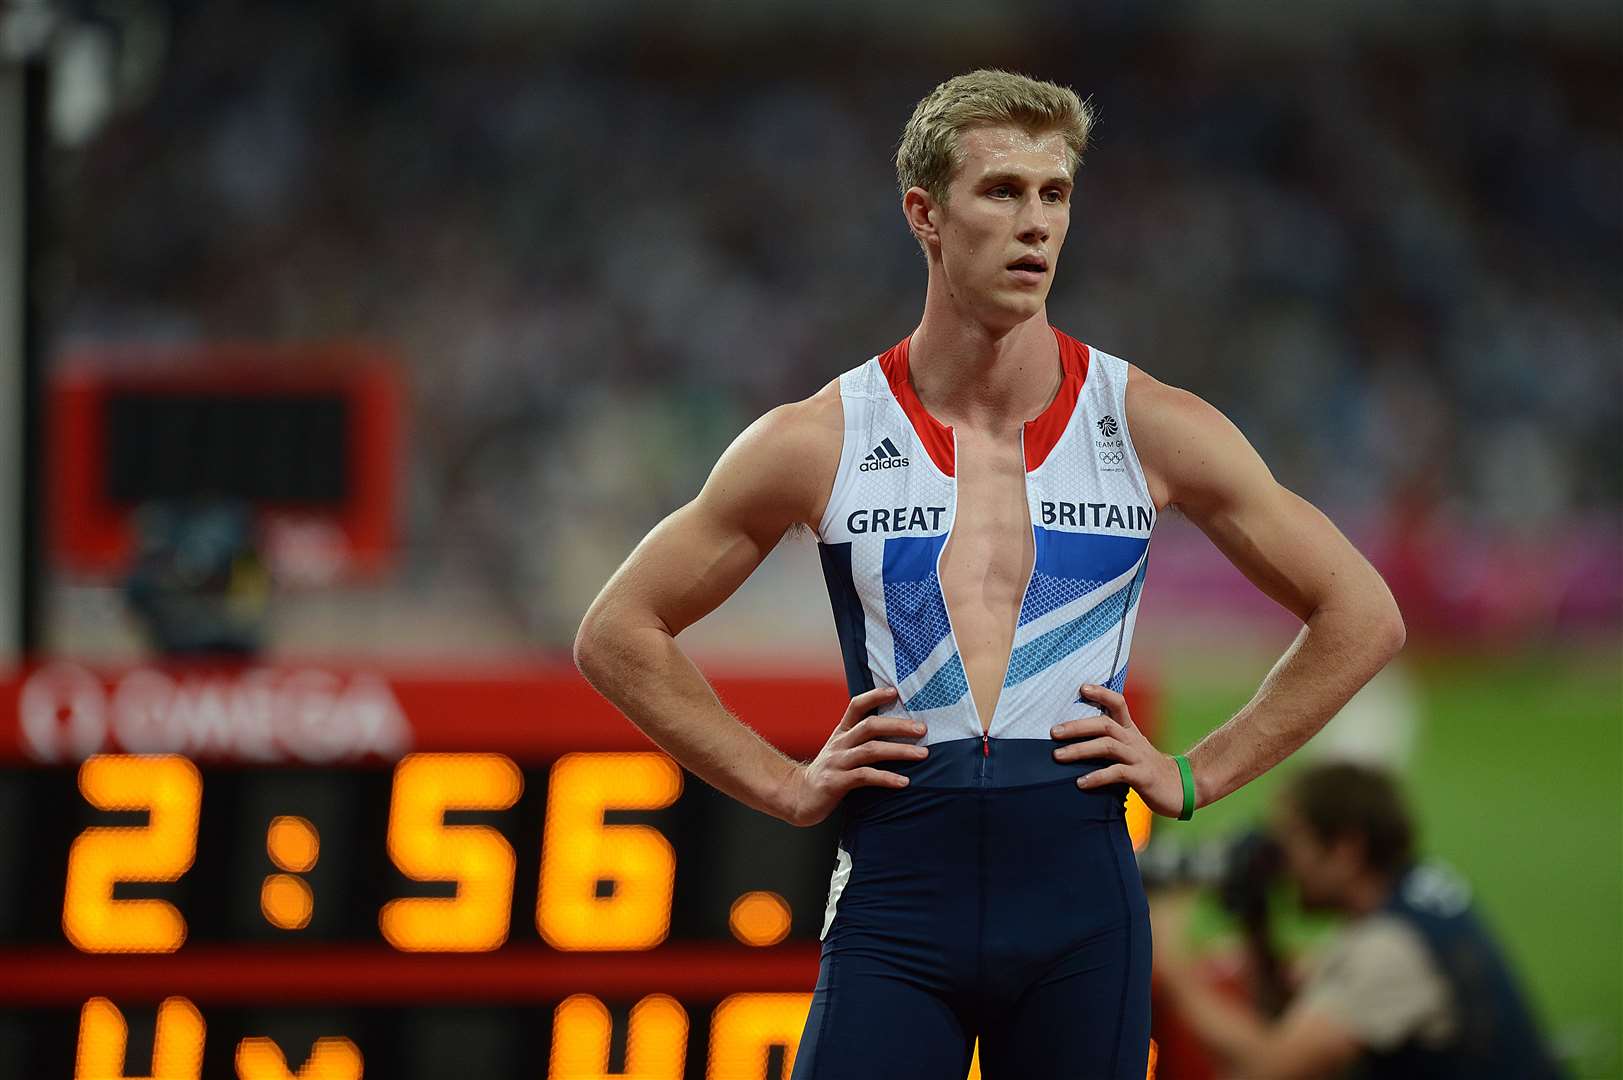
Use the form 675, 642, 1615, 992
123, 500, 268, 656
1150, 762, 1566, 1079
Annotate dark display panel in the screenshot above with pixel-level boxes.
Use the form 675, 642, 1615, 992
105, 393, 350, 506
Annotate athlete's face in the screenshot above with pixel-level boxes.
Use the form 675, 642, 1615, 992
914, 125, 1073, 330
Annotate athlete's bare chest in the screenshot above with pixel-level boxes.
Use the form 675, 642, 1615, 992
939, 429, 1035, 725
939, 431, 1032, 588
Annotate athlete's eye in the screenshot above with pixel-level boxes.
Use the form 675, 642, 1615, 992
988, 186, 1013, 198
1043, 189, 1066, 203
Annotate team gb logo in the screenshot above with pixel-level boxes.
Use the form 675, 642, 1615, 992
1096, 415, 1119, 438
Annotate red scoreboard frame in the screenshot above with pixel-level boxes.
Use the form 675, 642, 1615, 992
48, 343, 402, 579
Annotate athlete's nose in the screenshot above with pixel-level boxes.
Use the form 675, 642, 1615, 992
1016, 193, 1050, 245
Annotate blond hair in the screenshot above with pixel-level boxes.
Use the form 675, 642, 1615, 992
895, 69, 1094, 205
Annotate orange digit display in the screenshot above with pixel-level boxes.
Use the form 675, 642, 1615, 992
266, 816, 320, 872
705, 993, 811, 1080
75, 996, 205, 1080
727, 891, 792, 948
379, 753, 522, 952
62, 755, 202, 953
549, 994, 687, 1080
537, 752, 681, 951
259, 874, 314, 931
1126, 789, 1153, 851
235, 1036, 363, 1079
262, 816, 320, 932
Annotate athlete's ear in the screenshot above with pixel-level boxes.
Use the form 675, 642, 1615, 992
902, 186, 939, 250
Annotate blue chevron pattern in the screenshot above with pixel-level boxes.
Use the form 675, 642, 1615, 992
1004, 567, 1142, 687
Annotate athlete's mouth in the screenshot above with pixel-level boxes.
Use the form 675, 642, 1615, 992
1007, 257, 1047, 285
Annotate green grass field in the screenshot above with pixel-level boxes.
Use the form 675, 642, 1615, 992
1157, 643, 1623, 1079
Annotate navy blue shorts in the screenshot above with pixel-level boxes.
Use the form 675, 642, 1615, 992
791, 737, 1152, 1080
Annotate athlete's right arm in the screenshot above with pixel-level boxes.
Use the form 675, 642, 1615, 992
572, 382, 928, 826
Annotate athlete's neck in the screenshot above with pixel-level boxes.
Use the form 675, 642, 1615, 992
907, 311, 1061, 434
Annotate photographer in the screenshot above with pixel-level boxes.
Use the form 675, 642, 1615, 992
1150, 761, 1565, 1079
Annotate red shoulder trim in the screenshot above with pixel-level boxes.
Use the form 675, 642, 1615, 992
878, 327, 1091, 477
878, 337, 956, 476
1024, 327, 1090, 471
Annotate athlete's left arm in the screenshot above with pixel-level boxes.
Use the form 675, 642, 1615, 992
1059, 367, 1405, 813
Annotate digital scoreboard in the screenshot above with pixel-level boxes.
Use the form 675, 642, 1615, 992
0, 663, 1158, 1079
48, 345, 401, 581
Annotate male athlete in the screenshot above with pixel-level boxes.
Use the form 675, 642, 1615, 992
574, 70, 1405, 1079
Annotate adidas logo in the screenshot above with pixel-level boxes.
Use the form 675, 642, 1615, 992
859, 437, 910, 471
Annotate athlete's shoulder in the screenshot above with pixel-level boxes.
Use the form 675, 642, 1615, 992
1122, 362, 1267, 512
1119, 358, 1170, 396
698, 377, 844, 532
743, 376, 844, 462
1123, 363, 1245, 451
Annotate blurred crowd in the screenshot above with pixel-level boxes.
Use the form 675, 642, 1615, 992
45, 3, 1622, 647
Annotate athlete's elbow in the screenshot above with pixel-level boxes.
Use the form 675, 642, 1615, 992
572, 602, 615, 686
1312, 579, 1405, 664
1380, 601, 1407, 660
1369, 577, 1407, 661
573, 597, 670, 687
1349, 592, 1406, 666
1336, 566, 1406, 663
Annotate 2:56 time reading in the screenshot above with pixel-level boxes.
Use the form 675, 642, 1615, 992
62, 751, 684, 954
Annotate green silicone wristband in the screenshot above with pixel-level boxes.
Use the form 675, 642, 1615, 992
1173, 754, 1195, 820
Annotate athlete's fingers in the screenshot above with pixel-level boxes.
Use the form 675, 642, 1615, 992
1078, 684, 1133, 728
837, 686, 899, 731
1077, 763, 1130, 789
837, 741, 929, 768
844, 766, 911, 790
842, 715, 926, 745
1050, 715, 1113, 741
1054, 736, 1126, 763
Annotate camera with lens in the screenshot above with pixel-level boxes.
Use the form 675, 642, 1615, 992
1139, 828, 1284, 923
1140, 828, 1291, 1013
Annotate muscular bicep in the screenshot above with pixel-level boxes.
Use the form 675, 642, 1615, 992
1129, 372, 1384, 624
1187, 465, 1364, 626
598, 492, 788, 639
580, 395, 841, 640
